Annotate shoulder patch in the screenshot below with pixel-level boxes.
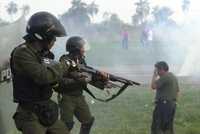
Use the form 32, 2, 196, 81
43, 58, 51, 64
59, 54, 69, 61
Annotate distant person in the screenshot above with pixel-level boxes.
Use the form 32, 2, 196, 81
151, 61, 179, 134
121, 30, 129, 49
141, 26, 153, 46
10, 12, 71, 134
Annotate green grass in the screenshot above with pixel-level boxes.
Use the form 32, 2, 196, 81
0, 83, 200, 134
70, 84, 200, 134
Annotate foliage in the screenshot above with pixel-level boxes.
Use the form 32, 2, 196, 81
182, 0, 190, 13
152, 6, 174, 25
6, 1, 18, 21
132, 0, 150, 25
61, 0, 98, 31
21, 5, 30, 16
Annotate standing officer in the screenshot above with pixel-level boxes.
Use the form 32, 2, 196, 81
57, 36, 95, 134
151, 61, 179, 134
10, 11, 71, 134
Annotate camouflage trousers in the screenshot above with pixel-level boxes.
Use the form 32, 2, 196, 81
13, 105, 69, 134
151, 100, 176, 134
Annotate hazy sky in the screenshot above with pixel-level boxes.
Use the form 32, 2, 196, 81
0, 0, 199, 23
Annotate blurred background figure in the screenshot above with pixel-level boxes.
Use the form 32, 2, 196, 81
140, 25, 153, 46
121, 29, 129, 49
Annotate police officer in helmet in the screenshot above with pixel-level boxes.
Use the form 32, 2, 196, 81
10, 11, 71, 134
58, 36, 95, 134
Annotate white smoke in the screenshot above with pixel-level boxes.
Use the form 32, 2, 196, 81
0, 16, 26, 67
151, 16, 200, 77
179, 20, 200, 76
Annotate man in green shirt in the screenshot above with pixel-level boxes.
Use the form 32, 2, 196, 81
10, 12, 71, 134
151, 61, 179, 134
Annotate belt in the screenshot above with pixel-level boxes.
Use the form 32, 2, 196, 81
155, 99, 176, 104
19, 100, 50, 111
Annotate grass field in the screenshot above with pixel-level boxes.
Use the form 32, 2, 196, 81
0, 81, 200, 134
70, 84, 200, 134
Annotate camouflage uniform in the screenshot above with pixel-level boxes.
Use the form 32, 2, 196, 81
151, 72, 179, 134
58, 53, 94, 134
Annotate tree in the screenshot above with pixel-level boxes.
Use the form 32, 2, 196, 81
101, 13, 123, 33
6, 1, 18, 21
132, 14, 140, 26
132, 0, 150, 25
87, 1, 98, 20
152, 6, 174, 24
109, 14, 122, 27
21, 5, 30, 16
182, 0, 190, 13
61, 0, 99, 28
103, 12, 111, 20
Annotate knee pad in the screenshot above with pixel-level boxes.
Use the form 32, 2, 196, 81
65, 121, 74, 131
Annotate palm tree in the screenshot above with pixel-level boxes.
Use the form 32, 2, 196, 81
6, 1, 18, 21
62, 0, 99, 27
182, 0, 190, 13
134, 0, 150, 25
152, 6, 174, 24
87, 1, 99, 21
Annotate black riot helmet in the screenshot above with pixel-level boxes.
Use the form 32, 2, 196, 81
66, 36, 90, 54
24, 11, 66, 42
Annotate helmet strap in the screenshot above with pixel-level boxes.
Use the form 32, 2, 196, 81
34, 33, 43, 40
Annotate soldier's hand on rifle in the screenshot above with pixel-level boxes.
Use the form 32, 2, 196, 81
70, 72, 92, 83
77, 76, 91, 83
97, 71, 109, 81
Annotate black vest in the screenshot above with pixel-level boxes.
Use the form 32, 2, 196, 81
10, 46, 53, 103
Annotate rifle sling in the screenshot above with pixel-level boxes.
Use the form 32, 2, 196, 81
84, 84, 129, 102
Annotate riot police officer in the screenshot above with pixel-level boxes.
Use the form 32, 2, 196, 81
10, 11, 71, 134
58, 36, 94, 134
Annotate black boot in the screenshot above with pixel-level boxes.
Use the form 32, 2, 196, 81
79, 117, 94, 134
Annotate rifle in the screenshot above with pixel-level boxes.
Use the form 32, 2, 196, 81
79, 65, 140, 85
77, 64, 141, 102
